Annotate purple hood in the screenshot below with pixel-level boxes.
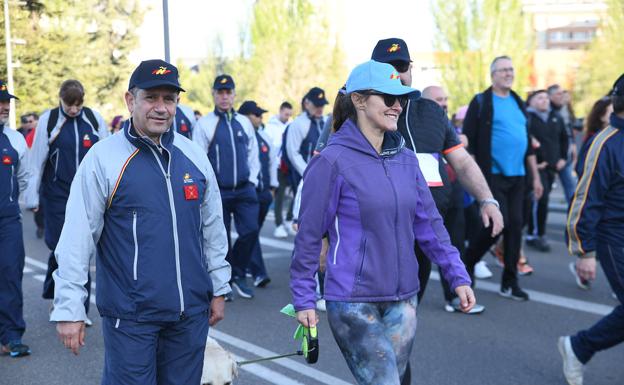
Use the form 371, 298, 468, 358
290, 119, 471, 311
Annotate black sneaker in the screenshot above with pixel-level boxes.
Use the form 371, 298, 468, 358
224, 292, 234, 302
2, 341, 31, 357
526, 237, 550, 252
499, 285, 529, 301
253, 275, 271, 288
231, 278, 254, 299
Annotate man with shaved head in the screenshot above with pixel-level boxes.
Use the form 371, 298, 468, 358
422, 85, 449, 115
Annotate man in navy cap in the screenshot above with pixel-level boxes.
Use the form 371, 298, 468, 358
0, 81, 31, 357
559, 73, 624, 385
52, 59, 230, 385
282, 87, 328, 190
238, 100, 277, 287
193, 75, 260, 301
371, 38, 503, 312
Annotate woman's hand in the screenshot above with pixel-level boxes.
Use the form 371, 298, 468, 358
454, 285, 476, 313
296, 309, 319, 328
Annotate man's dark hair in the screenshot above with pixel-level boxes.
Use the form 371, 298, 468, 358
525, 89, 547, 106
280, 101, 293, 110
547, 84, 562, 95
612, 94, 624, 114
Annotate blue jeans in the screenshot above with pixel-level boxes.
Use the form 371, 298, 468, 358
558, 162, 577, 205
571, 242, 624, 363
326, 296, 418, 385
101, 311, 209, 385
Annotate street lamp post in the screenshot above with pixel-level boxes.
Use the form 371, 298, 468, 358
163, 0, 170, 62
3, 0, 16, 129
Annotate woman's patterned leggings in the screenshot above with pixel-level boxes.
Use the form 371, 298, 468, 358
326, 295, 418, 385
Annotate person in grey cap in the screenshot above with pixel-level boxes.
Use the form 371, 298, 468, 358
52, 59, 230, 385
0, 81, 31, 358
559, 73, 624, 385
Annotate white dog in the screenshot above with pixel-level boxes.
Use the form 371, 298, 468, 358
201, 335, 238, 385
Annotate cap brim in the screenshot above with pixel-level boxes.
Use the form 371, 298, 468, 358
255, 108, 268, 115
372, 83, 420, 98
214, 84, 235, 90
0, 94, 19, 101
133, 80, 185, 92
311, 99, 329, 107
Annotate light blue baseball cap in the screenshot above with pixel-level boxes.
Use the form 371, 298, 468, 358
346, 60, 420, 98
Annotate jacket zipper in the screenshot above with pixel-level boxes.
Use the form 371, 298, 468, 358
226, 118, 238, 190
132, 210, 138, 280
9, 165, 14, 202
356, 238, 367, 283
382, 158, 401, 299
147, 145, 186, 318
333, 215, 340, 264
216, 144, 221, 174
74, 119, 80, 170
52, 148, 60, 182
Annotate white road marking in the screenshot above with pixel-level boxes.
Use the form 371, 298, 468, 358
33, 274, 45, 282
25, 256, 48, 270
211, 329, 353, 385
23, 266, 33, 274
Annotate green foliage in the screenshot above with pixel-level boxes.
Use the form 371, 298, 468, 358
0, 0, 144, 120
573, 0, 624, 116
431, 0, 534, 112
178, 0, 347, 116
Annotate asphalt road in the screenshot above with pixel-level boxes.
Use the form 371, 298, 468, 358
2, 191, 623, 385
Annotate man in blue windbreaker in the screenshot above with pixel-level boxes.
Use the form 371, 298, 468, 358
25, 79, 108, 323
0, 81, 31, 357
52, 60, 231, 385
193, 75, 260, 300
559, 73, 624, 385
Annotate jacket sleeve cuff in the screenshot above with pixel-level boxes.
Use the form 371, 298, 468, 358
577, 250, 596, 259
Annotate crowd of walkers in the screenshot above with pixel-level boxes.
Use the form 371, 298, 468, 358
0, 36, 623, 385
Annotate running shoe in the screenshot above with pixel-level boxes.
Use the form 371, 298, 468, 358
273, 224, 288, 238
1, 341, 31, 358
474, 261, 493, 279
253, 275, 271, 288
444, 298, 485, 314
231, 278, 254, 299
558, 336, 584, 385
499, 285, 529, 301
568, 262, 591, 290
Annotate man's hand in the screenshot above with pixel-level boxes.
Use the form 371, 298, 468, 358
533, 177, 544, 200
556, 159, 567, 171
296, 309, 318, 328
481, 203, 504, 237
30, 206, 39, 213
454, 286, 476, 313
576, 257, 596, 282
537, 162, 548, 170
209, 296, 226, 326
57, 321, 85, 355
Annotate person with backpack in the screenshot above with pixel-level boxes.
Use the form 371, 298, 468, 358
193, 75, 260, 301
0, 81, 31, 357
25, 79, 108, 322
282, 87, 328, 190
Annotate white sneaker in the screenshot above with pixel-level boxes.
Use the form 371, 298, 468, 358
316, 299, 326, 312
558, 336, 584, 385
84, 317, 93, 327
474, 261, 493, 279
285, 220, 297, 236
273, 224, 288, 238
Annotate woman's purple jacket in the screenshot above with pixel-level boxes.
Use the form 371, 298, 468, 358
290, 119, 471, 311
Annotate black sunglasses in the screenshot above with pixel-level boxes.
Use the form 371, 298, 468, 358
358, 90, 408, 108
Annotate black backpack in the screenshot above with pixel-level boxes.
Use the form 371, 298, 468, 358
46, 106, 99, 136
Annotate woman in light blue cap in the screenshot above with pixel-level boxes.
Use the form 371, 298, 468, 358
290, 60, 476, 384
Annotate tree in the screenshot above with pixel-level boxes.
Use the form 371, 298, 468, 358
573, 0, 624, 116
431, 0, 534, 112
178, 0, 347, 116
0, 0, 144, 120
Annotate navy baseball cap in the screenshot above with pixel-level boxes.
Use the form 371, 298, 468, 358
214, 75, 235, 90
371, 38, 411, 64
612, 73, 624, 96
306, 87, 329, 107
128, 59, 184, 92
0, 81, 18, 101
238, 100, 267, 116
346, 60, 418, 97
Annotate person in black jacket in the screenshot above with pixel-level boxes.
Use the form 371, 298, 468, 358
463, 55, 543, 301
525, 90, 568, 252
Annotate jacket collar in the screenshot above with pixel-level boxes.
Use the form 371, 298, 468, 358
610, 113, 624, 130
124, 118, 174, 151
329, 119, 405, 158
214, 108, 236, 121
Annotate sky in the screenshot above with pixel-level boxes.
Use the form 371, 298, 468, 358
132, 0, 436, 68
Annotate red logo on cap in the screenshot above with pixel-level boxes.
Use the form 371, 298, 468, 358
387, 44, 401, 53
390, 73, 400, 80
152, 66, 172, 75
